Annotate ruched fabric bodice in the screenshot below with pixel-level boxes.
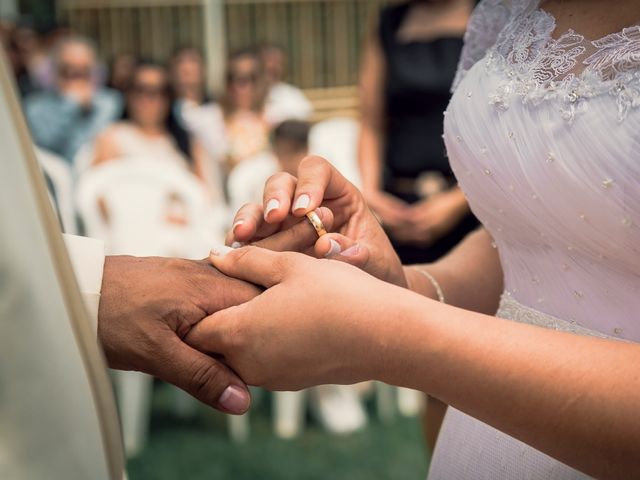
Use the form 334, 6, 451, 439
446, 0, 640, 342
445, 62, 640, 341
429, 1, 640, 478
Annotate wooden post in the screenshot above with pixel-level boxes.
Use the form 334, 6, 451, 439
202, 0, 227, 96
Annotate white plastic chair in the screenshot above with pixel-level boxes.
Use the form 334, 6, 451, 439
36, 147, 77, 234
309, 117, 362, 189
72, 142, 96, 181
75, 158, 236, 456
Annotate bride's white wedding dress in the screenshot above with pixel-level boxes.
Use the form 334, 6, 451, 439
429, 0, 640, 478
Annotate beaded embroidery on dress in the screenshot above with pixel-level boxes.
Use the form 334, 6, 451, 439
429, 1, 640, 478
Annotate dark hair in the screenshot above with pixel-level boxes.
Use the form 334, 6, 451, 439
171, 45, 204, 62
272, 120, 310, 150
122, 59, 193, 163
258, 42, 286, 55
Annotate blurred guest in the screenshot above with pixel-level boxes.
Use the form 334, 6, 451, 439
227, 120, 309, 213
11, 18, 51, 91
220, 49, 270, 169
107, 52, 138, 93
259, 43, 313, 125
1, 21, 37, 97
170, 46, 210, 107
91, 61, 220, 199
357, 0, 476, 452
182, 49, 269, 171
359, 0, 476, 264
24, 36, 122, 163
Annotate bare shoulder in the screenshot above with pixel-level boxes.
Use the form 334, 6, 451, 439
93, 123, 126, 165
541, 0, 640, 39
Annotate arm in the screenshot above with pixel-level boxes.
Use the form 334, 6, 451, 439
380, 292, 640, 479
189, 246, 640, 479
357, 31, 386, 197
357, 31, 410, 226
192, 139, 225, 205
405, 227, 503, 314
92, 128, 121, 165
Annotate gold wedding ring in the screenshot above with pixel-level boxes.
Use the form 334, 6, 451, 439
305, 211, 327, 237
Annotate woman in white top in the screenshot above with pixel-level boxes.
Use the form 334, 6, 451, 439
187, 0, 640, 478
93, 61, 213, 188
181, 50, 272, 173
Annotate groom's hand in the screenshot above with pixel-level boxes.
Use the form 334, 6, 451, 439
98, 255, 260, 414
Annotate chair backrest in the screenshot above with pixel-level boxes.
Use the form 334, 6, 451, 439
72, 142, 96, 180
308, 117, 362, 189
75, 158, 224, 258
226, 152, 279, 214
36, 147, 77, 234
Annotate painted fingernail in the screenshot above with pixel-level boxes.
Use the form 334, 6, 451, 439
293, 194, 310, 212
265, 199, 280, 219
325, 239, 342, 258
219, 385, 251, 414
211, 245, 234, 257
232, 220, 244, 233
341, 244, 360, 257
231, 241, 243, 249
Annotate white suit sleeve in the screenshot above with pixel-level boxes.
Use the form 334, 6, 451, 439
63, 234, 105, 333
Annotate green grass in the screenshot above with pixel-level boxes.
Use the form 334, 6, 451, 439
127, 383, 430, 480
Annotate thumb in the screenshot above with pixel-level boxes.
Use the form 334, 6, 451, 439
210, 244, 297, 288
314, 233, 370, 270
152, 334, 251, 415
185, 304, 241, 357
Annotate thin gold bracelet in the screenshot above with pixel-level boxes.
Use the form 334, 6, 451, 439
411, 267, 445, 303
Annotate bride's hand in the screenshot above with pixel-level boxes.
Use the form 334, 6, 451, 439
230, 156, 407, 287
185, 245, 420, 390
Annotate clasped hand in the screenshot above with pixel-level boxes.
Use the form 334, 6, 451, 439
183, 157, 425, 392
99, 157, 422, 412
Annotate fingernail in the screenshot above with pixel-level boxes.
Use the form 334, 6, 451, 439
293, 194, 310, 212
231, 241, 243, 249
211, 245, 234, 257
264, 199, 280, 219
341, 244, 360, 257
219, 385, 251, 414
232, 220, 244, 233
325, 239, 342, 258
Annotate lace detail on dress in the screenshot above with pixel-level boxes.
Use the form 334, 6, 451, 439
585, 27, 640, 80
451, 0, 512, 91
497, 293, 618, 340
455, 0, 640, 121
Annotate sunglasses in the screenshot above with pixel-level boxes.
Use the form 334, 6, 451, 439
58, 65, 92, 80
230, 72, 258, 86
130, 84, 169, 99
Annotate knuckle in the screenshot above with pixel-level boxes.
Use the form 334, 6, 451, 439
237, 202, 253, 214
190, 358, 226, 402
266, 171, 295, 189
230, 245, 255, 264
299, 155, 328, 170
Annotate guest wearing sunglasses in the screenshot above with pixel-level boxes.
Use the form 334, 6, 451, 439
181, 49, 270, 173
91, 61, 215, 192
24, 36, 122, 164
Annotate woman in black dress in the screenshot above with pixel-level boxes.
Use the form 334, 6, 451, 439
357, 0, 476, 452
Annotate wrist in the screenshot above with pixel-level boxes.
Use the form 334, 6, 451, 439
404, 265, 439, 300
365, 287, 435, 385
447, 187, 470, 217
